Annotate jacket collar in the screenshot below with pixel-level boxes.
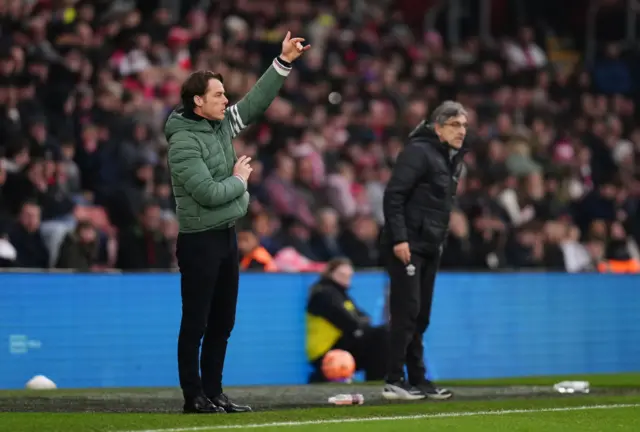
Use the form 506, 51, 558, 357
408, 122, 468, 166
320, 276, 349, 293
176, 105, 221, 127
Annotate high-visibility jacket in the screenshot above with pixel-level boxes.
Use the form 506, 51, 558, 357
597, 259, 640, 273
240, 246, 278, 272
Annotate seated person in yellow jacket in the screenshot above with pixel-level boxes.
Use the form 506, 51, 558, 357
306, 257, 388, 382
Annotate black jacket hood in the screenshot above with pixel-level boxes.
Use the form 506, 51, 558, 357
408, 120, 471, 152
408, 120, 436, 141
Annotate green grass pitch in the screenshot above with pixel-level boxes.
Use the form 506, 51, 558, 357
1, 373, 639, 432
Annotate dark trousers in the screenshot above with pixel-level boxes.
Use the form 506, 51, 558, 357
176, 227, 239, 400
384, 249, 440, 384
309, 325, 389, 383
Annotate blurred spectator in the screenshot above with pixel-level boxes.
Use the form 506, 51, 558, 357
339, 215, 380, 268
55, 220, 100, 271
593, 43, 631, 95
161, 212, 179, 269
116, 200, 172, 271
0, 233, 17, 268
0, 157, 10, 233
57, 141, 82, 197
325, 161, 358, 219
503, 26, 548, 73
8, 201, 49, 268
238, 228, 277, 272
309, 207, 344, 262
541, 221, 569, 271
264, 154, 315, 228
506, 223, 545, 269
558, 224, 593, 273
0, 0, 638, 273
364, 163, 391, 226
279, 216, 318, 261
246, 159, 269, 210
2, 142, 31, 175
597, 221, 640, 273
251, 211, 282, 256
440, 209, 479, 269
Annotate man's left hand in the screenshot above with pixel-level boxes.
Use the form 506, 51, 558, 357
280, 31, 310, 63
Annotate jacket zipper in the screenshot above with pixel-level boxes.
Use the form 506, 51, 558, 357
206, 123, 243, 223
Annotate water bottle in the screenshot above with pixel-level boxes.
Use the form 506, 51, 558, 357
328, 393, 364, 405
553, 381, 590, 394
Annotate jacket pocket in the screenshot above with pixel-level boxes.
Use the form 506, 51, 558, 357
184, 205, 201, 224
181, 216, 201, 231
236, 191, 249, 215
205, 192, 250, 229
421, 212, 448, 244
420, 217, 437, 243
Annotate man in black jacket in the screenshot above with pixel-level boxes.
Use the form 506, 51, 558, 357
380, 101, 469, 401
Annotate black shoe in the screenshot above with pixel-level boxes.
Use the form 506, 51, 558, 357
381, 379, 426, 401
183, 395, 226, 414
210, 393, 252, 413
413, 380, 453, 400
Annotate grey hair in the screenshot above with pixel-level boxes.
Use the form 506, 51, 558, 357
430, 101, 468, 126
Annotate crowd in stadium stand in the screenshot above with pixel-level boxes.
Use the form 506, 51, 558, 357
1, 0, 640, 273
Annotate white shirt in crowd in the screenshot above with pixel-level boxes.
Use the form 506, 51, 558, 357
504, 41, 548, 71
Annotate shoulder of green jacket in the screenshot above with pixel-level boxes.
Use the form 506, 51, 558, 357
164, 109, 218, 139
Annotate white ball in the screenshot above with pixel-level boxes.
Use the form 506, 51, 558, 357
25, 375, 57, 390
328, 92, 342, 105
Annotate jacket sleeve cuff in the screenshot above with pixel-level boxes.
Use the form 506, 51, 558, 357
273, 57, 292, 76
392, 231, 408, 245
234, 175, 247, 191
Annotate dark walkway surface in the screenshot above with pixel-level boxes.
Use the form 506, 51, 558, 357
1, 384, 634, 413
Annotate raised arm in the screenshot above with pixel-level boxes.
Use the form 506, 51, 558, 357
224, 58, 290, 138
224, 31, 310, 138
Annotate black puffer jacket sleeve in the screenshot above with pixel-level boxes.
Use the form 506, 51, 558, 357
383, 142, 429, 245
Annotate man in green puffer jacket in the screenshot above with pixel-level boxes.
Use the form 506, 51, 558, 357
165, 31, 310, 415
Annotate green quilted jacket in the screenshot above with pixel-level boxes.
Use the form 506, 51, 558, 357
165, 58, 291, 233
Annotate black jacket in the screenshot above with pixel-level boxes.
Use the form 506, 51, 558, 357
306, 277, 370, 336
306, 277, 371, 360
382, 122, 468, 255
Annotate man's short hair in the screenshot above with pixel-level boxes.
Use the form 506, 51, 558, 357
430, 101, 468, 126
180, 70, 224, 111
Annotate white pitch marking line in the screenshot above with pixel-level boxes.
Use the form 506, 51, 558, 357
119, 403, 640, 432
